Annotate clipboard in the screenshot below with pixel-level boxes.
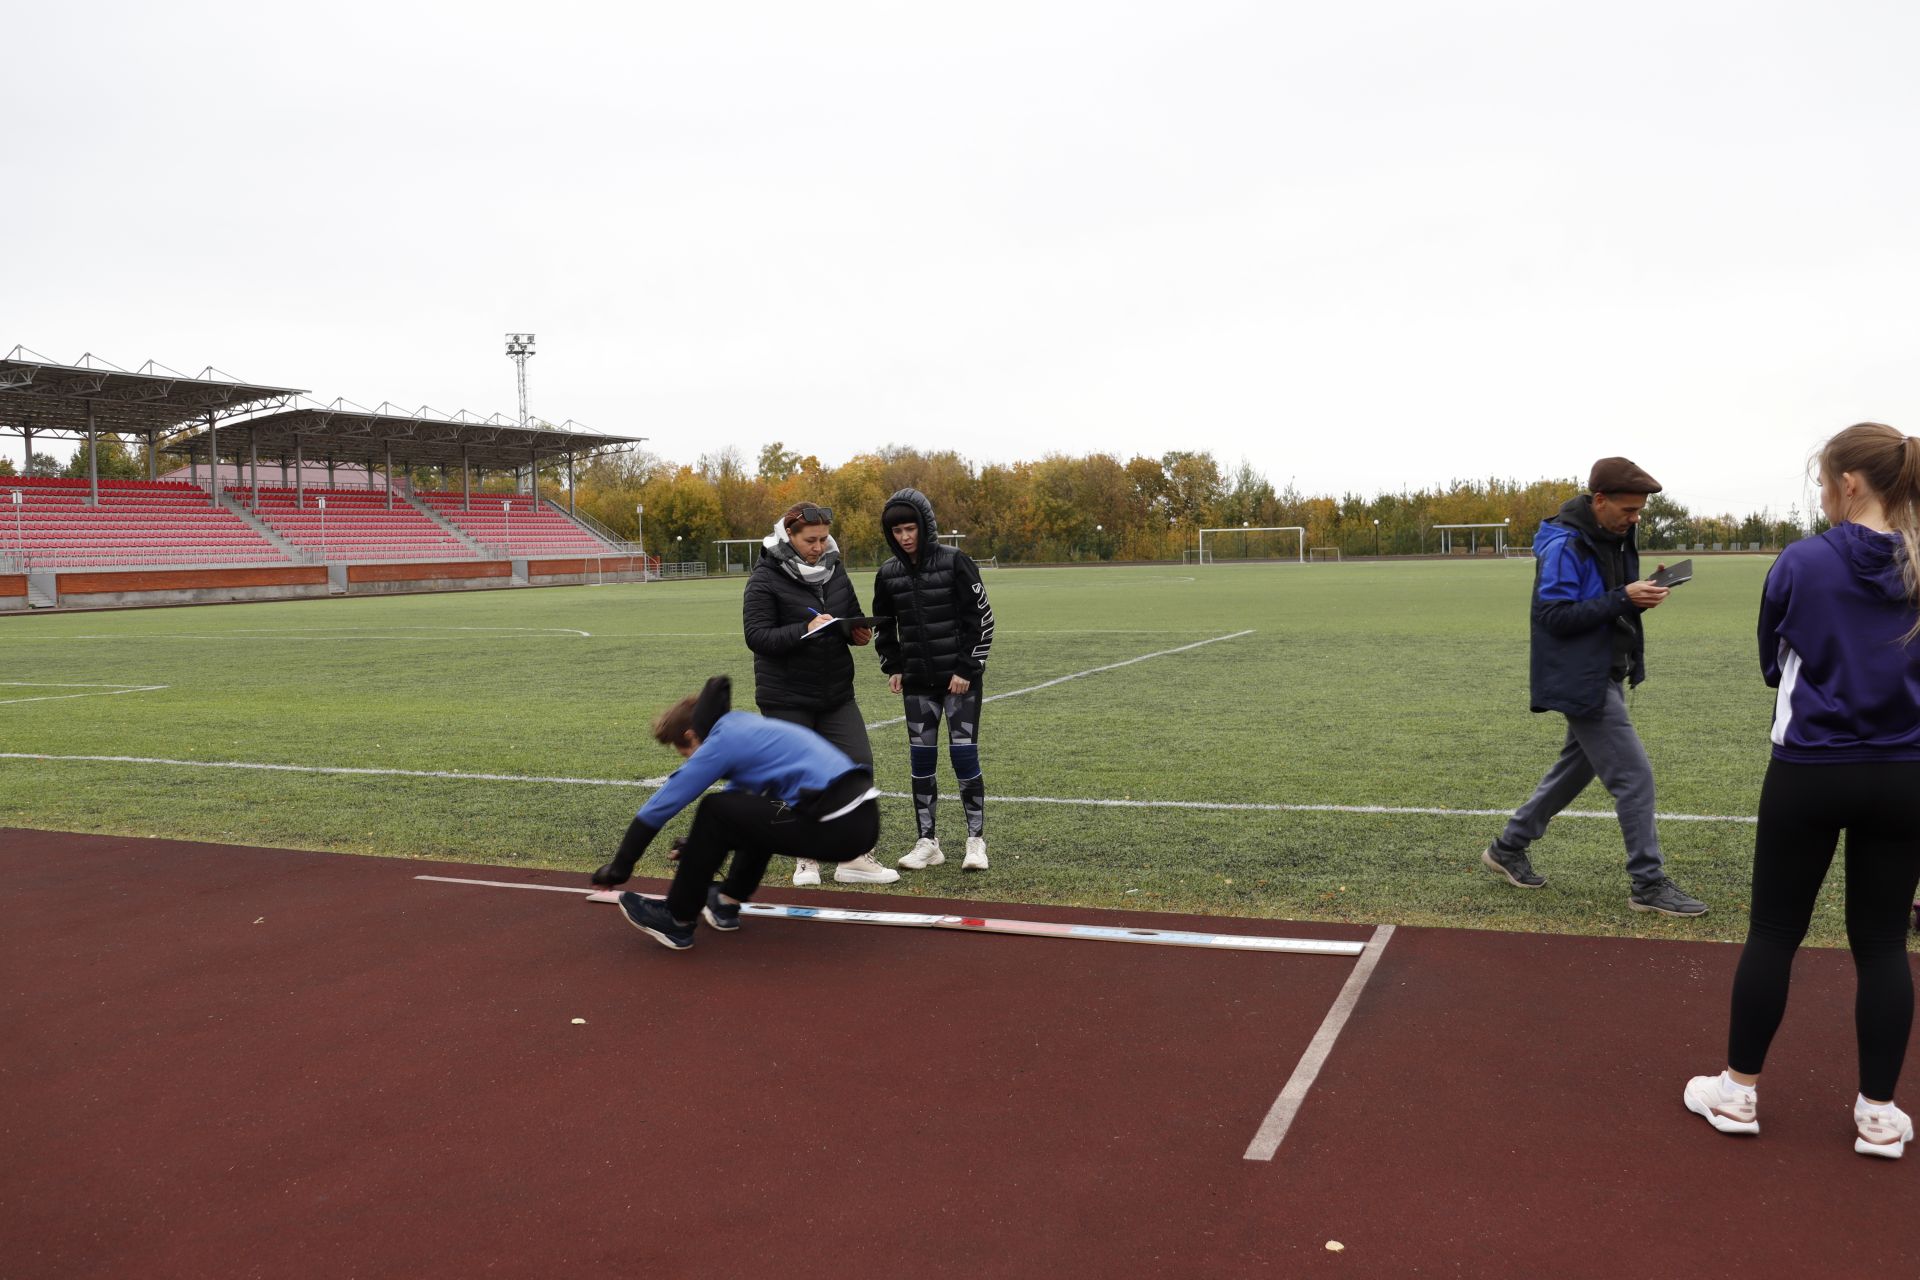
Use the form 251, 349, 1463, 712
803, 614, 893, 639
1648, 559, 1693, 588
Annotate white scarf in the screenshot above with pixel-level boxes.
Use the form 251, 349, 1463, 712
764, 517, 840, 586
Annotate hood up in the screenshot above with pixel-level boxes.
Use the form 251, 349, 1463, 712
882, 487, 938, 564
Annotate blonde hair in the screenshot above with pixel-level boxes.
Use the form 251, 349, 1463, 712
1819, 422, 1920, 638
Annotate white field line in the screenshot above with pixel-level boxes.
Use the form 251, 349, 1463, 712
864, 630, 1258, 729
72, 625, 591, 639
0, 751, 1759, 825
1243, 924, 1395, 1161
0, 753, 670, 788
0, 682, 171, 707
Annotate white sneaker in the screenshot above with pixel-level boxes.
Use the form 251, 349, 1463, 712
898, 838, 944, 870
833, 853, 900, 884
962, 836, 988, 871
1855, 1099, 1914, 1158
1683, 1073, 1759, 1135
792, 859, 821, 887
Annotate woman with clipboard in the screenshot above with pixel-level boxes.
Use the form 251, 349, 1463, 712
742, 501, 899, 887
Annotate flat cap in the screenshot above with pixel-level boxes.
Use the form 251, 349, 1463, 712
1588, 457, 1662, 495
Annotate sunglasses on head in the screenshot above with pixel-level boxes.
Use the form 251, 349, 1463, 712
791, 504, 833, 526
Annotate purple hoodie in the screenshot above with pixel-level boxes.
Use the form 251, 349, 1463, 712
1760, 523, 1920, 762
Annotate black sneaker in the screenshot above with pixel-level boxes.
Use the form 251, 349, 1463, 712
618, 892, 695, 950
702, 886, 741, 932
1630, 878, 1708, 918
1482, 841, 1546, 888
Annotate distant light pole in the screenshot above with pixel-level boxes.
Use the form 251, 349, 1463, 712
504, 333, 536, 430
1373, 518, 1381, 557
316, 495, 327, 561
1094, 523, 1103, 560
635, 502, 645, 577
502, 498, 512, 555
9, 489, 23, 567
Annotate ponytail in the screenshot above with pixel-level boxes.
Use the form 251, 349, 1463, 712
1822, 423, 1920, 640
1897, 435, 1920, 632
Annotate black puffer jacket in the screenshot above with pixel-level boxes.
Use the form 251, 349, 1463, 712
873, 488, 994, 693
742, 547, 867, 710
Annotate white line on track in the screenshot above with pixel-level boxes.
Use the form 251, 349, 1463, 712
864, 630, 1258, 728
0, 751, 1760, 824
1243, 923, 1395, 1161
0, 682, 171, 706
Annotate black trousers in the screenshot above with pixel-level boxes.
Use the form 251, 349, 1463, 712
1727, 759, 1920, 1099
757, 698, 875, 769
664, 792, 880, 921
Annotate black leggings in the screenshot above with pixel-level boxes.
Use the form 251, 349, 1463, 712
664, 791, 880, 921
1727, 759, 1920, 1100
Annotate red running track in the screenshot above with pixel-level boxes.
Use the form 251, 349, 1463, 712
3, 829, 1917, 1278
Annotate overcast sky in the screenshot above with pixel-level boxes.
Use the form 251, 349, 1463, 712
7, 1, 1918, 519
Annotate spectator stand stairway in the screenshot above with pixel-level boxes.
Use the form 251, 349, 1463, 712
231, 487, 479, 563
415, 492, 619, 560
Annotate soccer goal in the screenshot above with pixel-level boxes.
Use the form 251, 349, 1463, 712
1195, 526, 1305, 564
1308, 547, 1341, 563
1181, 548, 1214, 565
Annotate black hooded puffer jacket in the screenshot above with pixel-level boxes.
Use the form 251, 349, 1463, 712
872, 487, 994, 693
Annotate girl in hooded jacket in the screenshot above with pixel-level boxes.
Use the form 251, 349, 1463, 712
1685, 422, 1920, 1158
742, 501, 899, 887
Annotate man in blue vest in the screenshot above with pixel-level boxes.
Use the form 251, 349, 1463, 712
1483, 457, 1708, 917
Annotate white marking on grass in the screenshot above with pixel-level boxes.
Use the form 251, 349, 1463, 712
0, 682, 170, 706
1243, 924, 1395, 1161
72, 625, 591, 639
0, 751, 1759, 824
0, 753, 669, 788
865, 630, 1258, 728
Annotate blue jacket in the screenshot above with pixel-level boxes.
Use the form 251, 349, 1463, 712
635, 710, 864, 829
1761, 524, 1920, 763
1529, 496, 1646, 718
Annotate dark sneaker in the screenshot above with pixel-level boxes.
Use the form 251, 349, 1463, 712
1482, 841, 1545, 889
1630, 878, 1708, 918
618, 892, 695, 950
702, 885, 741, 932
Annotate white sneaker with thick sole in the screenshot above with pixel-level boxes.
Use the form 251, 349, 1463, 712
792, 859, 822, 887
962, 836, 988, 871
1683, 1074, 1759, 1135
898, 838, 943, 870
1855, 1100, 1914, 1158
833, 853, 901, 884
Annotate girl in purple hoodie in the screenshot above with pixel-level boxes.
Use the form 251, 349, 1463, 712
1685, 422, 1920, 1158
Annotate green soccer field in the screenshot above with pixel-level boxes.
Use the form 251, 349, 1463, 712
0, 558, 1849, 943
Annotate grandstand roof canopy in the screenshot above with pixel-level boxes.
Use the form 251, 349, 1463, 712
0, 348, 304, 439
164, 403, 644, 472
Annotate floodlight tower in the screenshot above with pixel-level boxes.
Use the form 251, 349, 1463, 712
504, 332, 536, 429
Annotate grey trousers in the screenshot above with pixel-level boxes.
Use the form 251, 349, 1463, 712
1500, 680, 1665, 890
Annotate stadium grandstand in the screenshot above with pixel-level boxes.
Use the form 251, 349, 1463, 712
2, 347, 645, 578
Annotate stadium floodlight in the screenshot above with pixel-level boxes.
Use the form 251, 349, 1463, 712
316, 495, 327, 561
502, 498, 512, 555
9, 489, 21, 567
504, 333, 536, 430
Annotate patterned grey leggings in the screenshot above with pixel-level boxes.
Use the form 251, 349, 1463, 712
904, 683, 985, 840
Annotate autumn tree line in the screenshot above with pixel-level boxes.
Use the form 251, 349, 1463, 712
3, 437, 1813, 565
554, 443, 1813, 566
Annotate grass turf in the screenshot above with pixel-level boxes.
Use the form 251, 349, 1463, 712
0, 557, 1873, 945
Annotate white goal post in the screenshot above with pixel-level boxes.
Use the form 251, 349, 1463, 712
1195, 526, 1306, 564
